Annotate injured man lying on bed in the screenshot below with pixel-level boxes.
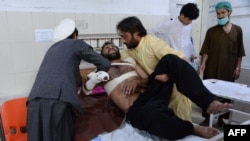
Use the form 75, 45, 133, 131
82, 41, 232, 140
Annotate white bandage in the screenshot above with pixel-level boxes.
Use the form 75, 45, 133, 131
82, 71, 109, 95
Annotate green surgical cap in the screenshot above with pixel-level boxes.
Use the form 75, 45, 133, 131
215, 1, 232, 11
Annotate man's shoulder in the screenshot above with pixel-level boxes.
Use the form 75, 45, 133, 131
207, 25, 221, 33
145, 34, 160, 40
122, 57, 136, 65
58, 39, 83, 44
232, 23, 242, 30
209, 25, 219, 29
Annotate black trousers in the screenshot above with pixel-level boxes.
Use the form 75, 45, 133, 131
126, 54, 217, 140
27, 98, 75, 141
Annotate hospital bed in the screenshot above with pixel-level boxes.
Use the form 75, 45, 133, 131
203, 79, 250, 127
75, 68, 227, 141
75, 93, 224, 141
76, 35, 225, 141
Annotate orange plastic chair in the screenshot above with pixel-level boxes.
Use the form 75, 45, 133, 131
0, 97, 27, 141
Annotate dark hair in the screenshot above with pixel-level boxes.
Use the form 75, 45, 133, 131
100, 41, 121, 60
67, 28, 79, 39
116, 16, 147, 37
100, 41, 113, 56
180, 3, 199, 20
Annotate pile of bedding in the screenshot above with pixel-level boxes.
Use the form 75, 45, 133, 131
73, 93, 214, 141
74, 94, 124, 141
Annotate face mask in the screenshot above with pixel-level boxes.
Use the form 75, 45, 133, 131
217, 16, 229, 25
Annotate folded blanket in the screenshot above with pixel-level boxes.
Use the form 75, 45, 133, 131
74, 94, 124, 141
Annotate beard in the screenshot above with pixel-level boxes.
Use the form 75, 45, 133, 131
103, 49, 121, 61
124, 37, 139, 49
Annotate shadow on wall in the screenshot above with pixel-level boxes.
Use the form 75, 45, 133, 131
236, 68, 250, 86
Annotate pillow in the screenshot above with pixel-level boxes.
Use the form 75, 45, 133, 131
91, 85, 106, 95
82, 81, 106, 95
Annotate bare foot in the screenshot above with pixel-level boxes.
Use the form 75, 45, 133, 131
206, 100, 233, 114
194, 125, 219, 138
155, 74, 169, 82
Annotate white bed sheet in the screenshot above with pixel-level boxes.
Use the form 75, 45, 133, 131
91, 120, 208, 141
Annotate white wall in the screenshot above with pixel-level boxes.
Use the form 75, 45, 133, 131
200, 0, 250, 85
230, 1, 250, 69
0, 0, 170, 97
200, 0, 250, 69
1, 0, 249, 99
0, 0, 168, 15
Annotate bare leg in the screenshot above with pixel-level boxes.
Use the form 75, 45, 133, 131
206, 100, 233, 114
193, 125, 219, 138
155, 74, 169, 82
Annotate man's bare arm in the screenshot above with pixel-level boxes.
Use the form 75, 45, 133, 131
122, 62, 148, 94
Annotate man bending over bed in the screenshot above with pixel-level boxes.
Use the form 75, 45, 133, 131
84, 41, 232, 140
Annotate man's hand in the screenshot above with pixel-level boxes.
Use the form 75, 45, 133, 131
232, 68, 240, 80
122, 79, 139, 94
198, 64, 205, 75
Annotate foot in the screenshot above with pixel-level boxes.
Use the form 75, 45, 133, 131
194, 125, 220, 138
206, 100, 233, 114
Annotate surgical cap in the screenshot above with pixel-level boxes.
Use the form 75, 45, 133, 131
215, 1, 232, 11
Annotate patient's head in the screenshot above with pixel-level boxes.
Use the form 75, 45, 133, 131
101, 41, 121, 61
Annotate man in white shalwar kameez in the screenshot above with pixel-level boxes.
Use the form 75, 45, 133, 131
149, 3, 199, 66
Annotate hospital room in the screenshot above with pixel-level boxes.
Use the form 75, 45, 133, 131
0, 0, 249, 140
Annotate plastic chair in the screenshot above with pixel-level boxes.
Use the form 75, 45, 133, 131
0, 97, 27, 141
